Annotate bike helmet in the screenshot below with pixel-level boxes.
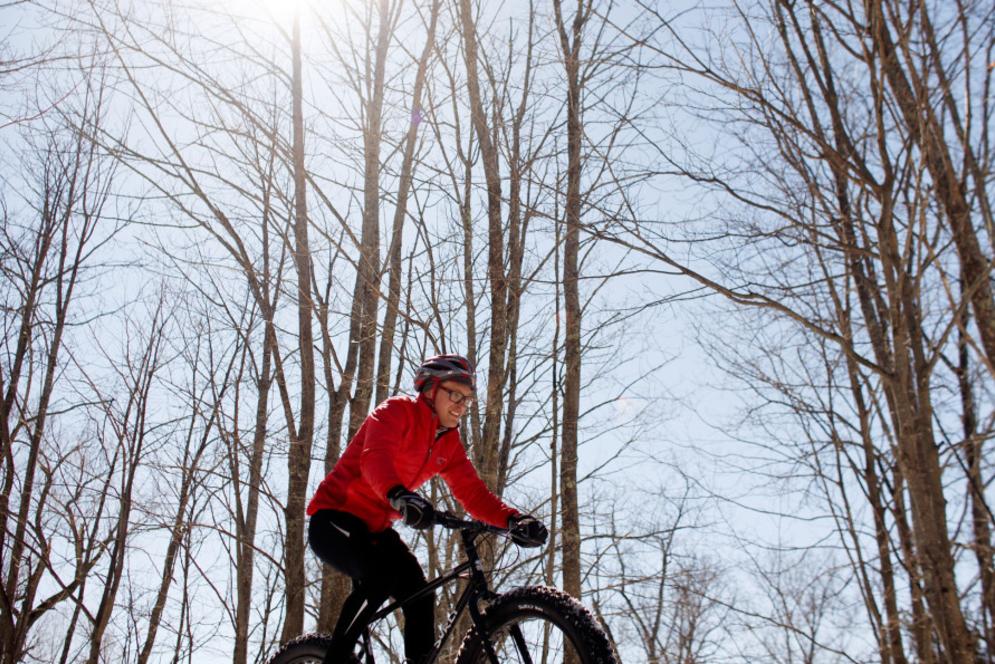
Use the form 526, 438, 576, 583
414, 354, 476, 392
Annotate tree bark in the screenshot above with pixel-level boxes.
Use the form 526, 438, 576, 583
958, 297, 995, 654
349, 0, 393, 436
552, 0, 591, 611
376, 0, 440, 406
281, 7, 316, 641
233, 317, 275, 664
866, 0, 995, 376
458, 0, 508, 491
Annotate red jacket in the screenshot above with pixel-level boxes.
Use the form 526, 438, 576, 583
307, 394, 518, 532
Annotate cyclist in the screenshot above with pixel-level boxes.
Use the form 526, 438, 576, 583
306, 354, 548, 664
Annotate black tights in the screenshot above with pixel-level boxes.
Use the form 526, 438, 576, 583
308, 510, 435, 664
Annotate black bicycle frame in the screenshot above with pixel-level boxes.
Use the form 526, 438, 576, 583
359, 527, 501, 664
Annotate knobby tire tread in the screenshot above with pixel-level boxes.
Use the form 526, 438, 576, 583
455, 586, 619, 664
267, 632, 335, 664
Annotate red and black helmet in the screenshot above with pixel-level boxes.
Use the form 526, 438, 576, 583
414, 354, 476, 393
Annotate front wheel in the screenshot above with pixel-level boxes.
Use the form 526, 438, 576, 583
267, 633, 334, 664
455, 586, 618, 664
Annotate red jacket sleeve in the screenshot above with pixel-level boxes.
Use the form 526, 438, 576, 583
440, 435, 518, 528
359, 400, 409, 499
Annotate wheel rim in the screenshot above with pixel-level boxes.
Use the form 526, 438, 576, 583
282, 654, 325, 664
478, 613, 584, 664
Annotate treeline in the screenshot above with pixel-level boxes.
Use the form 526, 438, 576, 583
0, 1, 992, 663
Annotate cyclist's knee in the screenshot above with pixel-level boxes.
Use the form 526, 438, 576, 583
397, 550, 427, 585
393, 566, 430, 605
404, 586, 435, 619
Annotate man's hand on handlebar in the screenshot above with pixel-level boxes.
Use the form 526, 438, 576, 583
388, 486, 435, 529
386, 490, 547, 546
508, 513, 548, 547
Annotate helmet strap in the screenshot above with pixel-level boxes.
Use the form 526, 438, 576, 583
423, 380, 444, 420
419, 379, 440, 408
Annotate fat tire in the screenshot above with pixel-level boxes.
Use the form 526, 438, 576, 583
267, 633, 334, 664
455, 586, 618, 664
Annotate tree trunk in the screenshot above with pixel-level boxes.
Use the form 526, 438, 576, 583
892, 466, 936, 664
349, 0, 393, 436
376, 0, 440, 406
552, 0, 589, 612
316, 293, 352, 633
233, 319, 275, 664
281, 7, 316, 641
958, 299, 995, 654
866, 0, 995, 376
458, 0, 508, 491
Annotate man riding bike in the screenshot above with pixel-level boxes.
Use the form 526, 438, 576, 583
306, 354, 548, 664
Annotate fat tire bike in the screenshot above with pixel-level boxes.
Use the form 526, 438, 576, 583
268, 511, 618, 664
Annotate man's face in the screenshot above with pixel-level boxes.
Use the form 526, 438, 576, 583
432, 380, 474, 428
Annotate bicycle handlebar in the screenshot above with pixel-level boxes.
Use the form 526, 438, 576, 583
432, 510, 507, 536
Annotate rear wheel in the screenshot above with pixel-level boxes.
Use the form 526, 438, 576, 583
267, 634, 334, 664
455, 586, 617, 664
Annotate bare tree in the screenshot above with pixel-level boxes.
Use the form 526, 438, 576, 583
600, 1, 995, 660
551, 0, 591, 612
83, 299, 169, 664
0, 78, 121, 662
282, 3, 316, 640
603, 493, 726, 664
375, 0, 441, 407
136, 305, 241, 664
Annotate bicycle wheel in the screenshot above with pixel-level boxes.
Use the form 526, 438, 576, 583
455, 586, 618, 664
267, 633, 334, 664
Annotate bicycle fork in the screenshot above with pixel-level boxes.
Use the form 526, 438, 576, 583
460, 530, 532, 664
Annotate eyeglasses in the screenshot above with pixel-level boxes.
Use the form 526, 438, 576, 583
444, 388, 474, 406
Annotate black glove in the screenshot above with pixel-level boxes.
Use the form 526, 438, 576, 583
508, 514, 548, 548
387, 486, 435, 529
